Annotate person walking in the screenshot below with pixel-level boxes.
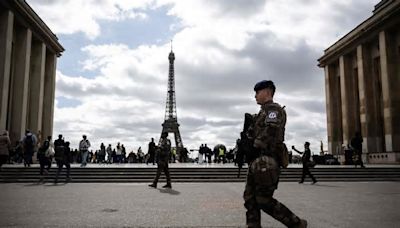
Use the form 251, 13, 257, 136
22, 130, 37, 167
147, 138, 156, 165
149, 132, 172, 189
37, 136, 53, 180
54, 137, 72, 183
54, 135, 71, 183
243, 80, 307, 228
115, 142, 122, 163
99, 143, 106, 163
106, 144, 113, 164
292, 142, 317, 184
0, 130, 11, 170
351, 132, 365, 168
79, 135, 91, 167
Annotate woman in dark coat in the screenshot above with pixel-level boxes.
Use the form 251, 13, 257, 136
0, 130, 11, 169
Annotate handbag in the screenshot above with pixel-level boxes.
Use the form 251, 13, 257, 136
45, 145, 55, 158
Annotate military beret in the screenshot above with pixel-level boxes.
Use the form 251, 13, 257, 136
254, 80, 275, 92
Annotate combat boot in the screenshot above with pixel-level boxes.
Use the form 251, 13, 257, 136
292, 219, 307, 228
148, 183, 157, 188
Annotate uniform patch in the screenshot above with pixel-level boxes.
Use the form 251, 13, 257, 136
268, 112, 277, 119
265, 110, 280, 124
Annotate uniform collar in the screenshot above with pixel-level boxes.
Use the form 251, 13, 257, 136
260, 100, 274, 110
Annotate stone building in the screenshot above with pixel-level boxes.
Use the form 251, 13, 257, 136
318, 0, 400, 164
0, 0, 64, 144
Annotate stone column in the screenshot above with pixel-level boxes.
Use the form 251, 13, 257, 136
27, 40, 46, 135
9, 26, 32, 143
325, 64, 342, 156
339, 55, 356, 146
357, 44, 380, 159
379, 30, 400, 160
42, 52, 57, 139
0, 10, 14, 130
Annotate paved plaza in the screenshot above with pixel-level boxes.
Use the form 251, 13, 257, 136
0, 181, 399, 227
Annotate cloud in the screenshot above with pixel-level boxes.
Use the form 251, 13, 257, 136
28, 0, 152, 39
27, 0, 379, 154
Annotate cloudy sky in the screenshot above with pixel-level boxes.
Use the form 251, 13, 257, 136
28, 0, 378, 155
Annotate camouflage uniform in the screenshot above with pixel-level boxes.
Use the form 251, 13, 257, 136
244, 101, 304, 228
152, 137, 172, 186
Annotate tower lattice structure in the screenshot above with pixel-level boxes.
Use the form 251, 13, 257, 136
160, 47, 184, 156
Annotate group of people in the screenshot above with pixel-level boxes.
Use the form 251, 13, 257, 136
197, 144, 235, 164
1, 79, 372, 227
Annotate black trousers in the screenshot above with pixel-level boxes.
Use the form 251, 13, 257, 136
39, 157, 51, 175
301, 163, 316, 182
147, 152, 155, 164
153, 161, 171, 185
55, 160, 70, 180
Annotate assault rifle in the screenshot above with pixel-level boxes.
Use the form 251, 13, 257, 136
236, 113, 255, 177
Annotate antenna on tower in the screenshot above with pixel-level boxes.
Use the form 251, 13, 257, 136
170, 39, 173, 51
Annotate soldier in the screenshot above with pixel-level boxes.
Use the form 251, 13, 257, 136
149, 132, 172, 189
292, 142, 317, 184
244, 80, 307, 228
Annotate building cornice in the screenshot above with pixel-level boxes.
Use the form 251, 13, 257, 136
1, 0, 64, 56
318, 1, 400, 67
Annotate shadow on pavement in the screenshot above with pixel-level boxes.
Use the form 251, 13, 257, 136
23, 182, 43, 187
310, 183, 342, 188
44, 182, 68, 187
158, 188, 180, 195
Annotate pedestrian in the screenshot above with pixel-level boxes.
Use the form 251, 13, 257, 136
292, 142, 317, 184
54, 135, 71, 183
99, 143, 106, 163
22, 130, 37, 167
0, 130, 11, 170
147, 138, 156, 165
204, 144, 212, 163
116, 142, 122, 163
106, 144, 113, 164
198, 144, 204, 164
37, 136, 52, 180
243, 80, 307, 228
351, 132, 365, 168
79, 135, 91, 167
171, 147, 176, 163
137, 147, 144, 163
149, 132, 172, 189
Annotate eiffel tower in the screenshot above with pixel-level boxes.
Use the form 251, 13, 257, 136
160, 44, 184, 157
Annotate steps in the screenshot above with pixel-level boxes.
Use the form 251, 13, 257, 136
1, 167, 400, 183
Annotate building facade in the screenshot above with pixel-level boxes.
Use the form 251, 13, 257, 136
0, 0, 64, 144
318, 0, 400, 164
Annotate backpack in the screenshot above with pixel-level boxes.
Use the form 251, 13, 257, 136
24, 135, 34, 150
37, 146, 46, 157
54, 140, 65, 160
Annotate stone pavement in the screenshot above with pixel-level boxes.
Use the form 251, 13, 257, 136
0, 182, 399, 227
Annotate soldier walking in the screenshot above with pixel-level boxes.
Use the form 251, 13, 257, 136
243, 80, 307, 228
292, 142, 317, 184
149, 132, 172, 189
